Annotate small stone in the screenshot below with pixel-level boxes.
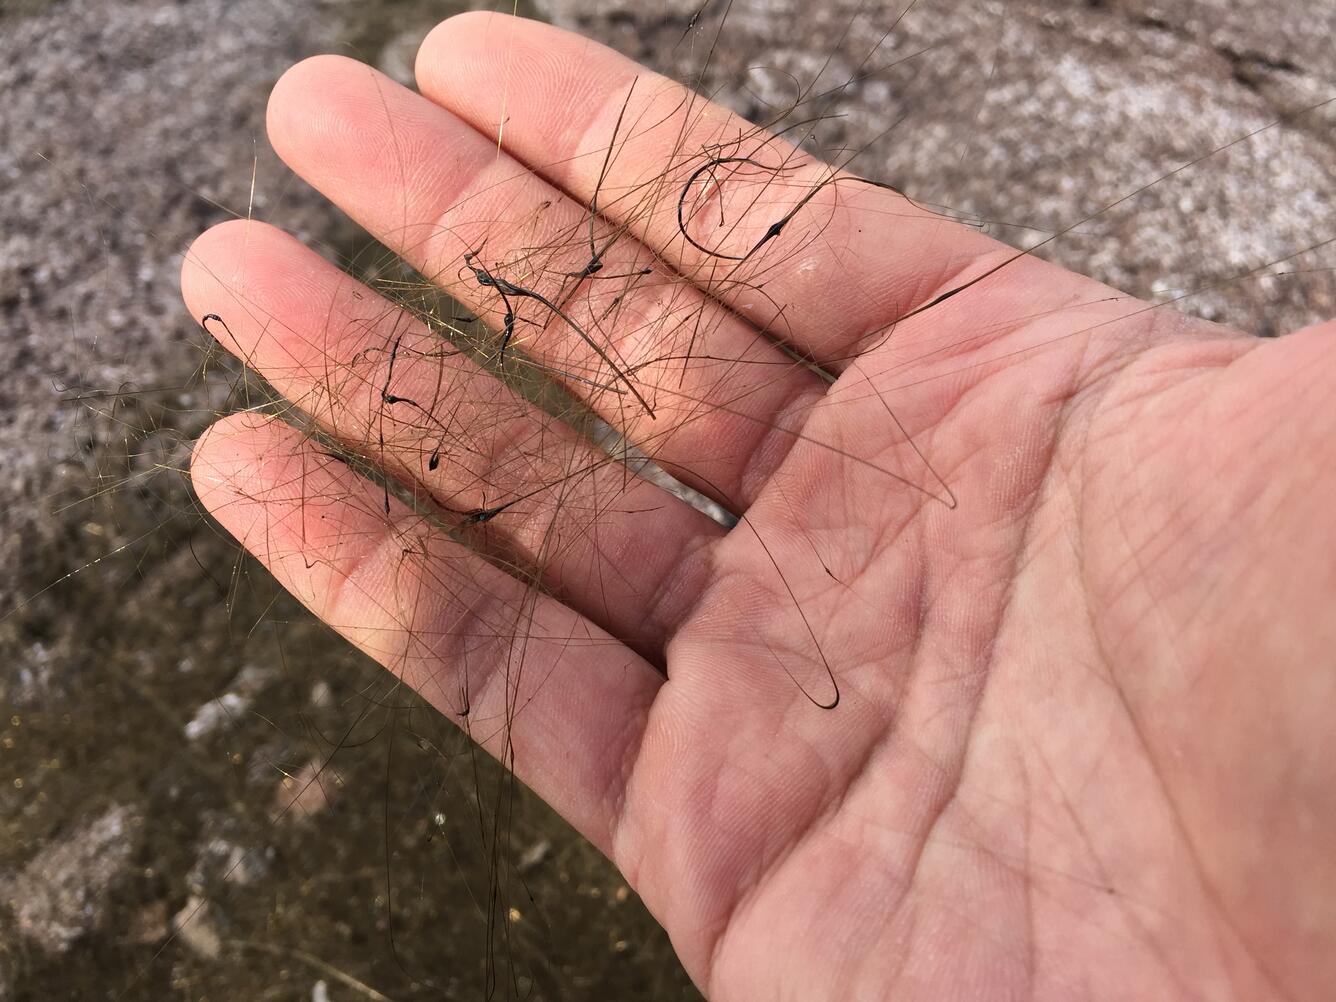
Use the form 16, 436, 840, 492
171, 895, 223, 960
517, 838, 551, 874
271, 758, 339, 825
7, 804, 139, 955
126, 900, 169, 945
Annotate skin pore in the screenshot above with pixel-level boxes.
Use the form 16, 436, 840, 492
183, 12, 1336, 1001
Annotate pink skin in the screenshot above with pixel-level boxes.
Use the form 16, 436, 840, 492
184, 13, 1336, 1002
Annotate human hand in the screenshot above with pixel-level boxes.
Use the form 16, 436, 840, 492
183, 13, 1336, 1001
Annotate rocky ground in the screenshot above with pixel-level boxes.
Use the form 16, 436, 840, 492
1, 1, 1332, 999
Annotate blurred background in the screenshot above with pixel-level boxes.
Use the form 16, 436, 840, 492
2, 1, 1332, 999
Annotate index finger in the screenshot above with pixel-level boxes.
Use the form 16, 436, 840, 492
415, 12, 1011, 367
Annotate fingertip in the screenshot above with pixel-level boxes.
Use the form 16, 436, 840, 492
416, 11, 587, 117
190, 411, 259, 525
190, 411, 288, 506
180, 218, 250, 318
266, 53, 380, 172
267, 52, 357, 130
180, 218, 294, 351
416, 10, 518, 91
414, 11, 637, 169
191, 413, 327, 552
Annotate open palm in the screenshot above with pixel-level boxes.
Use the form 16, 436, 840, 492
184, 14, 1336, 1001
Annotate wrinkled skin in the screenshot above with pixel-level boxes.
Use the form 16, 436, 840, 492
184, 13, 1336, 1001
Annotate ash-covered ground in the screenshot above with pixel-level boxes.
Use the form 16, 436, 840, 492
1, 1, 1332, 999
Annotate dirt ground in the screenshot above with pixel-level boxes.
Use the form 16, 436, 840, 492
2, 1, 1333, 1000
